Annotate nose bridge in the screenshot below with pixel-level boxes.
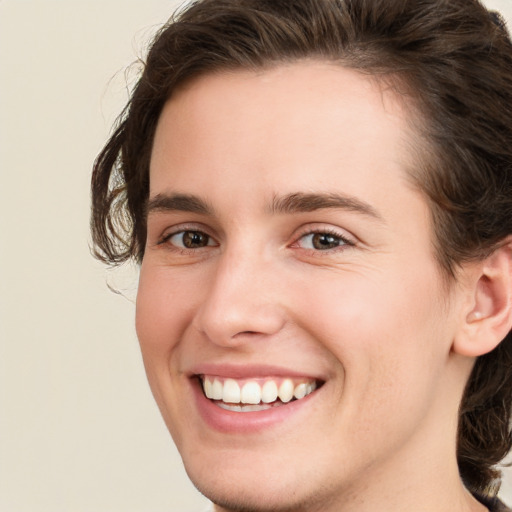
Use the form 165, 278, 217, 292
194, 242, 285, 344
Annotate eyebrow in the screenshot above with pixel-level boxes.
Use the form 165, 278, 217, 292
146, 191, 382, 222
270, 192, 383, 221
146, 193, 213, 216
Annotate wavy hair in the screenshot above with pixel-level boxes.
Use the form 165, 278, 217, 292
91, 0, 512, 495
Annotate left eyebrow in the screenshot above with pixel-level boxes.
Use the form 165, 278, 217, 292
269, 192, 384, 222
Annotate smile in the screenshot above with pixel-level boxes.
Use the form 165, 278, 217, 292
200, 375, 318, 412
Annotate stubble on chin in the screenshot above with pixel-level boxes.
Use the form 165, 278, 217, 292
197, 481, 338, 512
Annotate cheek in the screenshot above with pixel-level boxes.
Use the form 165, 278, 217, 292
135, 264, 198, 362
298, 263, 448, 403
134, 264, 202, 442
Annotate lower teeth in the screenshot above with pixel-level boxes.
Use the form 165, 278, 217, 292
216, 401, 285, 412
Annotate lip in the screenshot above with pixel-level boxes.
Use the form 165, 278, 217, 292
189, 365, 325, 434
189, 363, 323, 380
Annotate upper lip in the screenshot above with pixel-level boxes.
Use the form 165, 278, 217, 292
188, 363, 326, 381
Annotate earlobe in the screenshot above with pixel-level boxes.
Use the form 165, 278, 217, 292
453, 239, 512, 357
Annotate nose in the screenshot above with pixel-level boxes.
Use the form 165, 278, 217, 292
193, 247, 286, 347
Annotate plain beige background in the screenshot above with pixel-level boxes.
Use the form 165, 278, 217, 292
1, 0, 512, 510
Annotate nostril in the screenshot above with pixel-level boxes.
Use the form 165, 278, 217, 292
232, 330, 268, 340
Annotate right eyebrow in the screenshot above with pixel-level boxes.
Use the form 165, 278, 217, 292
146, 193, 213, 216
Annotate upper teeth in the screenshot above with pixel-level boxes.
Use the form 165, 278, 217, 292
201, 376, 317, 404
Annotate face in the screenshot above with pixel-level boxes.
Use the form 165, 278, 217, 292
137, 62, 467, 512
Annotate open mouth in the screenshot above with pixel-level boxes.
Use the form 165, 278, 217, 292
198, 375, 321, 413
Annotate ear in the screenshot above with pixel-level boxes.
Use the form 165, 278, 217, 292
452, 239, 512, 357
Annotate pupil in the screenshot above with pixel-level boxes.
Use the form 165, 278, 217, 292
184, 231, 207, 248
313, 233, 339, 250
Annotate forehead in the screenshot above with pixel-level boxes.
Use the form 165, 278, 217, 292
149, 61, 420, 212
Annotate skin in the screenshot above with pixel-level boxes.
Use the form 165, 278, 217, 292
136, 61, 488, 512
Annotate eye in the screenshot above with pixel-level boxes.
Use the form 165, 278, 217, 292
164, 230, 216, 249
297, 231, 352, 251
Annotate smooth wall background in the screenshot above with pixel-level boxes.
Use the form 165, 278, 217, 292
1, 1, 511, 511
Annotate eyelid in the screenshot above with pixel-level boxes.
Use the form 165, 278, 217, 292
290, 224, 357, 251
166, 231, 217, 249
156, 223, 219, 247
153, 221, 356, 254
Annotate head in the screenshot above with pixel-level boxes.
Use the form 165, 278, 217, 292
91, 0, 512, 508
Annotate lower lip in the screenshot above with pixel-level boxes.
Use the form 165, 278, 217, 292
191, 378, 319, 434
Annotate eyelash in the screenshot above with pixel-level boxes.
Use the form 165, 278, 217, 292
293, 228, 354, 253
157, 227, 218, 254
157, 226, 355, 254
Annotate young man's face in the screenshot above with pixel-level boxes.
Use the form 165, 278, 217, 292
137, 62, 470, 511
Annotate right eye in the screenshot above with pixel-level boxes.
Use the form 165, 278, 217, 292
163, 230, 217, 250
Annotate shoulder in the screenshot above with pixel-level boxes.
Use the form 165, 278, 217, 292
492, 500, 512, 512
494, 500, 512, 512
476, 494, 512, 512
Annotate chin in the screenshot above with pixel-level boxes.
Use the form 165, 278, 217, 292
181, 447, 337, 512
188, 472, 313, 512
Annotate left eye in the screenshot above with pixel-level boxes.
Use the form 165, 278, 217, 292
166, 230, 216, 249
298, 232, 350, 251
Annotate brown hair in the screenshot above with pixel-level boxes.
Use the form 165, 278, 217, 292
91, 0, 512, 495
